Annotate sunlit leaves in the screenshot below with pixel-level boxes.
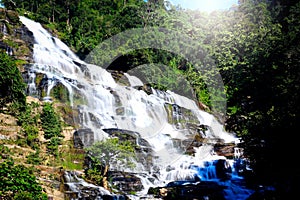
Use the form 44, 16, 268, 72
0, 145, 48, 199
85, 137, 136, 171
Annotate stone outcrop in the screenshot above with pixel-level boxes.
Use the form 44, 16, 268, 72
0, 8, 34, 65
0, 113, 20, 140
148, 180, 226, 200
73, 128, 95, 148
62, 170, 127, 200
103, 128, 154, 171
108, 171, 144, 192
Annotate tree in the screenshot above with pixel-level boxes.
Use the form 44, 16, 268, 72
0, 51, 26, 113
84, 137, 136, 190
0, 145, 48, 200
40, 102, 62, 139
211, 0, 299, 197
40, 102, 64, 157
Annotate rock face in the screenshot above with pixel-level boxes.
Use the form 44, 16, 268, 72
0, 113, 20, 140
73, 128, 95, 148
108, 171, 144, 192
103, 128, 154, 171
0, 8, 34, 64
148, 180, 226, 200
62, 171, 127, 200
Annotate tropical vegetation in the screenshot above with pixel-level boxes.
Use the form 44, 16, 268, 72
0, 0, 299, 198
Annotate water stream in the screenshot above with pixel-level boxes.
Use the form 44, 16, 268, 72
19, 16, 254, 199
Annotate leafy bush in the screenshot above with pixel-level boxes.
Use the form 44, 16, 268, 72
40, 102, 64, 157
47, 137, 62, 157
0, 145, 47, 200
0, 51, 26, 113
84, 137, 136, 188
85, 137, 136, 171
26, 149, 42, 165
40, 102, 63, 139
17, 102, 41, 149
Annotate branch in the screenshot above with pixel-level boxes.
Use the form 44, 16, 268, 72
8, 0, 16, 7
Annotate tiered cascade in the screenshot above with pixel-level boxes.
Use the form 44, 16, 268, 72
20, 16, 253, 199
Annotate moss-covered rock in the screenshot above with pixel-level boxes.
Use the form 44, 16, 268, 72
0, 8, 6, 19
6, 10, 20, 25
0, 8, 33, 65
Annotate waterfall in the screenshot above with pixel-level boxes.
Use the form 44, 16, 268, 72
19, 16, 254, 199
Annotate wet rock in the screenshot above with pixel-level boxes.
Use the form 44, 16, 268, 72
6, 10, 20, 25
103, 128, 154, 170
109, 171, 144, 192
148, 180, 226, 200
63, 171, 113, 200
0, 8, 34, 63
214, 143, 235, 158
215, 159, 232, 180
108, 70, 131, 86
73, 128, 95, 148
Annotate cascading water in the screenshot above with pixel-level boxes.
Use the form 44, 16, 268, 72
19, 16, 254, 199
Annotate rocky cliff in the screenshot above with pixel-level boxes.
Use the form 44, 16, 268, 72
0, 8, 33, 67
0, 9, 80, 199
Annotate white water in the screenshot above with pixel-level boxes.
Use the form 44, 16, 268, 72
19, 16, 253, 199
63, 171, 111, 198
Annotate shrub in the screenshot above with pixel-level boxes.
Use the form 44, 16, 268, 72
40, 102, 62, 139
0, 51, 26, 113
0, 145, 47, 199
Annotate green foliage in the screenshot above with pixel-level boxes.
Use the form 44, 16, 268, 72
47, 137, 62, 157
86, 137, 136, 169
0, 51, 26, 113
85, 167, 104, 186
40, 102, 63, 139
0, 145, 47, 200
26, 148, 42, 165
17, 102, 39, 126
17, 102, 41, 149
113, 4, 144, 31
0, 144, 11, 159
58, 151, 84, 170
205, 1, 300, 193
40, 102, 64, 157
2, 0, 298, 195
84, 137, 137, 185
50, 83, 70, 103
23, 124, 40, 149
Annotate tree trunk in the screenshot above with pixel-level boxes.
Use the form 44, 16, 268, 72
52, 9, 55, 23
102, 164, 110, 190
66, 0, 70, 26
